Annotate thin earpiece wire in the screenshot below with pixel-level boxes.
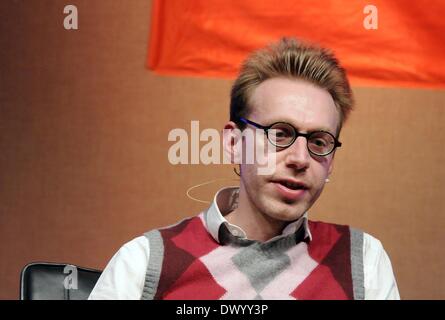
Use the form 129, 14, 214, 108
186, 176, 240, 204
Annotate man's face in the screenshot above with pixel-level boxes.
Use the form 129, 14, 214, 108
236, 77, 340, 222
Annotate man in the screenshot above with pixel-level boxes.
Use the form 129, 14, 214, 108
89, 38, 400, 300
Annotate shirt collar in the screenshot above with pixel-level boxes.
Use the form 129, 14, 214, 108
204, 186, 312, 244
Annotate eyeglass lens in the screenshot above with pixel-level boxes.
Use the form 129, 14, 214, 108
267, 123, 335, 155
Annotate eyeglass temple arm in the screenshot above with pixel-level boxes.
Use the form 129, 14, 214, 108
239, 117, 269, 130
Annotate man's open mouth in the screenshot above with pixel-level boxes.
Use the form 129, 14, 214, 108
273, 179, 309, 191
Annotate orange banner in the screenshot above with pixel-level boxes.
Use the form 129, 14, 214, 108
147, 0, 445, 89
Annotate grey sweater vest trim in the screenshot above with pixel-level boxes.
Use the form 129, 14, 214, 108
350, 227, 365, 300
141, 230, 164, 300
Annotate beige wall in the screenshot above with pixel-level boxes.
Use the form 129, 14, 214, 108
0, 0, 444, 299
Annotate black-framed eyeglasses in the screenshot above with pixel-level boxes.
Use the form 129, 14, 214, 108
239, 117, 342, 156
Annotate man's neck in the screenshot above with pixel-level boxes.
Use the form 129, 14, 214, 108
224, 185, 287, 242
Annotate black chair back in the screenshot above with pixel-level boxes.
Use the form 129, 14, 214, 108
20, 262, 102, 300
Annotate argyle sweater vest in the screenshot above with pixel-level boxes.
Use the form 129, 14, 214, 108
140, 213, 364, 300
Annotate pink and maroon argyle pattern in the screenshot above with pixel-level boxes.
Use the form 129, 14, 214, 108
147, 214, 357, 300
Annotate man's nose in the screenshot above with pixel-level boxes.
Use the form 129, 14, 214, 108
284, 136, 310, 171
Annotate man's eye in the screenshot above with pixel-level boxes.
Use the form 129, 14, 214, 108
312, 138, 327, 147
276, 130, 288, 137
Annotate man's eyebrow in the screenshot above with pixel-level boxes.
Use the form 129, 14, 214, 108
265, 119, 335, 134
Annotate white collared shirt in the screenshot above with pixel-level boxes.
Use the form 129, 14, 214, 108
89, 187, 400, 300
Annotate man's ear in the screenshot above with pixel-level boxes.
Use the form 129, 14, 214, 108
222, 121, 243, 164
327, 150, 336, 177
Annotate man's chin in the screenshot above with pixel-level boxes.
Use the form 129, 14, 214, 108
264, 197, 308, 222
271, 189, 309, 206
276, 209, 306, 222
